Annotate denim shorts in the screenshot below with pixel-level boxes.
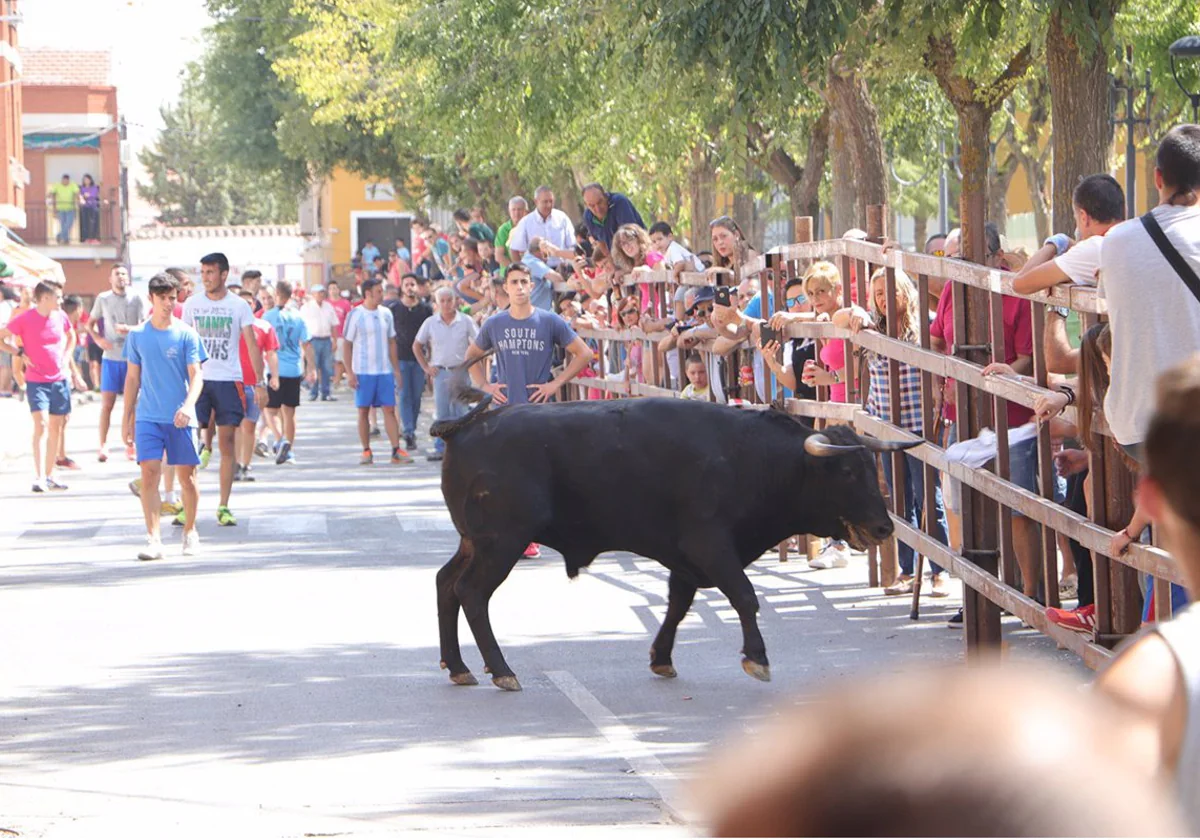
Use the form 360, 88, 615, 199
1009, 436, 1067, 517
27, 379, 72, 415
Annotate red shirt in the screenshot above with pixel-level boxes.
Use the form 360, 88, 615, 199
929, 284, 1034, 427
239, 318, 280, 386
330, 297, 352, 338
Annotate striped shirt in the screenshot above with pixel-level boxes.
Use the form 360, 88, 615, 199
343, 305, 395, 375
865, 351, 924, 435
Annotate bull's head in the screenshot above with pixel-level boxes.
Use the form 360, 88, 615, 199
800, 426, 921, 551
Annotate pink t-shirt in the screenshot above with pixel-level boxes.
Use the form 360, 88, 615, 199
330, 298, 353, 338
929, 284, 1034, 426
636, 252, 667, 312
6, 308, 70, 383
819, 338, 847, 403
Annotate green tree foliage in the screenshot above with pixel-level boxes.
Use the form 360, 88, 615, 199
136, 65, 299, 225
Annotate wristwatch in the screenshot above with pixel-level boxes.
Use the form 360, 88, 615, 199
1048, 306, 1071, 319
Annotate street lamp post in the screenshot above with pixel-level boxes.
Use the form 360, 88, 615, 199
1169, 35, 1200, 123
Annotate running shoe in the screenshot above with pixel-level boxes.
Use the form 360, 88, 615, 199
1046, 603, 1096, 634
129, 478, 143, 498
160, 500, 182, 516
391, 447, 413, 464
360, 449, 374, 465
125, 443, 137, 461
216, 506, 237, 526
182, 530, 200, 557
242, 465, 256, 482
32, 478, 47, 493
522, 543, 542, 559
46, 477, 68, 491
55, 456, 81, 470
97, 448, 108, 463
947, 607, 964, 627
275, 440, 292, 465
172, 509, 186, 527
427, 451, 444, 462
809, 541, 851, 569
255, 441, 270, 458
199, 446, 212, 469
137, 537, 165, 561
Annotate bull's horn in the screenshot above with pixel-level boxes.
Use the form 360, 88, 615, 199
804, 433, 865, 457
861, 437, 923, 453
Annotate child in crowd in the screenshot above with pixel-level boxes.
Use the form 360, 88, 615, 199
679, 353, 710, 401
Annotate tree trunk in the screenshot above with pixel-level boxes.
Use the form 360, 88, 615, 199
754, 109, 828, 223
988, 152, 1019, 234
1047, 7, 1116, 234
958, 103, 992, 264
688, 141, 718, 252
913, 211, 928, 251
828, 57, 888, 231
830, 114, 858, 235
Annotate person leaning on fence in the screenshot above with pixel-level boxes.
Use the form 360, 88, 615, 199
835, 267, 950, 597
707, 216, 758, 285
678, 352, 710, 401
1098, 353, 1200, 835
755, 274, 817, 400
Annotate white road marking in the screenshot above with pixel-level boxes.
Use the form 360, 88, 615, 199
546, 670, 691, 822
397, 514, 456, 532
249, 513, 328, 538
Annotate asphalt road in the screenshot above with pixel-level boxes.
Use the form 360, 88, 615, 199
0, 391, 1084, 838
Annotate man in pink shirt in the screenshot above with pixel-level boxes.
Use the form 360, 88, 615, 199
0, 280, 86, 492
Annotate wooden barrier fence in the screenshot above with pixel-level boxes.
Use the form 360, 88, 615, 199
547, 207, 1169, 667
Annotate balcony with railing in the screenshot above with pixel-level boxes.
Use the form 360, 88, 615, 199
18, 201, 122, 259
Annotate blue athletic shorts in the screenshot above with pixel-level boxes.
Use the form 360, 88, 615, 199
355, 372, 396, 408
241, 383, 261, 424
27, 379, 71, 415
195, 380, 245, 428
1009, 436, 1067, 518
135, 420, 201, 466
100, 358, 128, 394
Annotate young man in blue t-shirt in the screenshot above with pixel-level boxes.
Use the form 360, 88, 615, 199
262, 280, 313, 465
464, 263, 594, 558
122, 272, 206, 561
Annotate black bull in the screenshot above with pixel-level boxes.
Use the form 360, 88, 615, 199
430, 396, 917, 691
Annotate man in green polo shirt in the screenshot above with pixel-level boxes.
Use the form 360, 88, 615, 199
47, 174, 80, 244
494, 195, 528, 267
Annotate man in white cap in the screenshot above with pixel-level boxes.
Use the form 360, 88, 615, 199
300, 284, 339, 401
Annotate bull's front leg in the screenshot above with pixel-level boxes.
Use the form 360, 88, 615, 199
649, 571, 697, 678
437, 540, 478, 686
708, 561, 770, 682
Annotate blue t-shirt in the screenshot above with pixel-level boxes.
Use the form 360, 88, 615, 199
474, 309, 578, 406
397, 246, 411, 263
124, 319, 207, 425
361, 244, 381, 266
582, 192, 645, 248
520, 253, 555, 311
263, 306, 310, 378
742, 291, 775, 319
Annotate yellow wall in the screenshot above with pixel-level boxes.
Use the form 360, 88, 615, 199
323, 168, 413, 266
1003, 138, 1150, 218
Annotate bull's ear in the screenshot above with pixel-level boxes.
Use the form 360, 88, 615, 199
804, 433, 865, 458
861, 437, 922, 453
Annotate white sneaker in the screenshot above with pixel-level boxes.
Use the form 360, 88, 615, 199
809, 541, 851, 569
182, 530, 200, 557
138, 537, 165, 561
31, 477, 48, 493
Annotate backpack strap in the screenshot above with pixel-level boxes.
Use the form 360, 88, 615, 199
1141, 211, 1200, 306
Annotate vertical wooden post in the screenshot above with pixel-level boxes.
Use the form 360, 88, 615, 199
794, 216, 813, 245
867, 207, 898, 588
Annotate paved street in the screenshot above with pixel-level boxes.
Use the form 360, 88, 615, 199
0, 393, 1083, 838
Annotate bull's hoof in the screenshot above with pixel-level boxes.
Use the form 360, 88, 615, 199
492, 675, 522, 692
650, 663, 678, 678
449, 671, 479, 686
741, 659, 771, 682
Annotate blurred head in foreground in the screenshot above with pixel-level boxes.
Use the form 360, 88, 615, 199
697, 664, 1183, 837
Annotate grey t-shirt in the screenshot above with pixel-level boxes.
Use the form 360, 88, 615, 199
474, 309, 577, 406
90, 290, 146, 362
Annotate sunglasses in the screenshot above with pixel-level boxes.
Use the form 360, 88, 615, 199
786, 294, 807, 306
694, 304, 713, 315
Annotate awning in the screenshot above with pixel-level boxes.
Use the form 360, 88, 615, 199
0, 231, 67, 288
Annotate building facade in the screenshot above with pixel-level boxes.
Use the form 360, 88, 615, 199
0, 0, 25, 229
16, 48, 124, 296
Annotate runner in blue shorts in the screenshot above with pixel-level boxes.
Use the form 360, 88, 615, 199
343, 278, 411, 465
123, 272, 207, 561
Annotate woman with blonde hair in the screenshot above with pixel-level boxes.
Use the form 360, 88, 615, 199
611, 224, 665, 314
836, 267, 950, 597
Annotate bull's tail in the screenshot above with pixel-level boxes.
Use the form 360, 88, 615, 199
430, 395, 493, 439
430, 350, 498, 440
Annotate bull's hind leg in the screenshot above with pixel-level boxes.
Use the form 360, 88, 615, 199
455, 537, 525, 691
649, 571, 697, 678
437, 539, 478, 686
